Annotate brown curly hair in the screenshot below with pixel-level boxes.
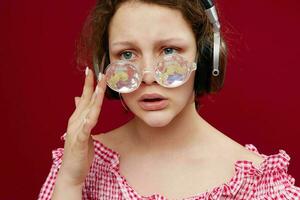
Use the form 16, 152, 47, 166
76, 0, 227, 107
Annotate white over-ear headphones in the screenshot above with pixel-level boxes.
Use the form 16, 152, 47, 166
201, 0, 221, 77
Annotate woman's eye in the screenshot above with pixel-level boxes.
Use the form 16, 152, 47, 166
163, 48, 176, 55
121, 51, 133, 60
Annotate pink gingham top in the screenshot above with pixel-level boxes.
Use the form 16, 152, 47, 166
38, 137, 300, 200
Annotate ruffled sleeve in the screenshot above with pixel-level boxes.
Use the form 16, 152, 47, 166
37, 148, 64, 200
258, 170, 300, 199
248, 146, 300, 199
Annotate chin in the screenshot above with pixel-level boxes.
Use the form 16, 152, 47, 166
140, 112, 174, 127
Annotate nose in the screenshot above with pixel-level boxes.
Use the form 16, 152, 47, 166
142, 68, 156, 85
140, 57, 157, 85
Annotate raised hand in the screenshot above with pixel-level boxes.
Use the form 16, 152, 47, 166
52, 67, 106, 199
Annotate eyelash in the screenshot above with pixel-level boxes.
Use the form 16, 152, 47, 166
118, 47, 179, 60
162, 47, 177, 54
119, 51, 134, 60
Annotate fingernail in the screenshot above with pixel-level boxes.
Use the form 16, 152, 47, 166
98, 72, 102, 82
85, 66, 89, 76
95, 86, 99, 95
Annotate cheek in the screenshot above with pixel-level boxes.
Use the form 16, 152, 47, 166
165, 74, 195, 110
180, 73, 195, 95
179, 75, 195, 102
173, 85, 194, 106
121, 93, 138, 110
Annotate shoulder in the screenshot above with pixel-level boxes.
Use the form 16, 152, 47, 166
232, 143, 265, 168
209, 131, 265, 169
91, 123, 130, 155
224, 142, 300, 198
251, 147, 300, 198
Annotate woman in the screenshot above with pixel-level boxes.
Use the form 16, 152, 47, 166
38, 0, 300, 199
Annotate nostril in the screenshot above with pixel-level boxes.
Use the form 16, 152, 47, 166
141, 71, 157, 85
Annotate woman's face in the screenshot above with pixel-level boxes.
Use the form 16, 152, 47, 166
108, 1, 197, 127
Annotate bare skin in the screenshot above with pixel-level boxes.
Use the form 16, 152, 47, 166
92, 112, 264, 199
50, 68, 264, 200
52, 69, 107, 200
52, 1, 264, 200
92, 2, 264, 198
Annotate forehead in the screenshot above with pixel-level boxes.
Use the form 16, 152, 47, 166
108, 1, 195, 44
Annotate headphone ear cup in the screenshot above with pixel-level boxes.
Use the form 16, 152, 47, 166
194, 39, 213, 96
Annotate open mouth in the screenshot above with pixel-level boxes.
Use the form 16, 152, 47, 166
139, 94, 168, 110
142, 98, 164, 102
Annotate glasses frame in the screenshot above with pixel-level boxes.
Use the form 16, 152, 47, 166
104, 53, 197, 93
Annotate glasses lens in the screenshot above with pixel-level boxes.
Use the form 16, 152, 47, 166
105, 61, 140, 93
155, 54, 190, 87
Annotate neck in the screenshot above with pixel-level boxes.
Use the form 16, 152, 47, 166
128, 102, 211, 154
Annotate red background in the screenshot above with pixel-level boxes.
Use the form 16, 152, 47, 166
1, 0, 300, 199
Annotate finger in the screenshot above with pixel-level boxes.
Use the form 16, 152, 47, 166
76, 73, 104, 120
77, 74, 107, 140
85, 88, 104, 129
92, 73, 107, 108
71, 67, 95, 119
78, 67, 94, 108
74, 97, 80, 107
87, 73, 106, 107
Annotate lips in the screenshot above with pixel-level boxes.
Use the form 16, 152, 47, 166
138, 93, 168, 111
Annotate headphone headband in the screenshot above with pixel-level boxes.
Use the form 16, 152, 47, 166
201, 0, 221, 77
201, 0, 214, 9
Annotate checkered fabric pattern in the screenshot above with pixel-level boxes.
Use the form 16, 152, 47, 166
38, 139, 300, 200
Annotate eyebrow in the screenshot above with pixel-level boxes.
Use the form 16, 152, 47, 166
111, 38, 187, 48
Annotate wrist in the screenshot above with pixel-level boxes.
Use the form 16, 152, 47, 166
55, 167, 85, 188
52, 178, 83, 200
